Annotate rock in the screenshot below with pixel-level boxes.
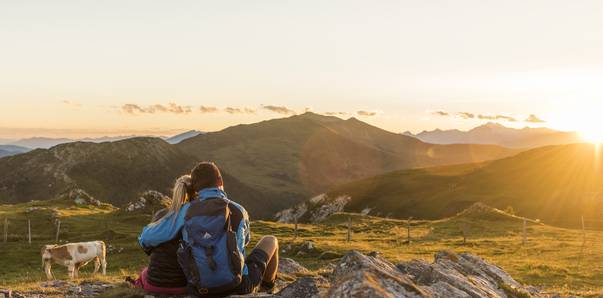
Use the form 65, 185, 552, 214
275, 194, 351, 223
125, 190, 170, 212
319, 251, 343, 260
278, 258, 309, 275
0, 289, 11, 298
329, 250, 431, 298
275, 276, 329, 298
397, 250, 541, 297
58, 188, 102, 207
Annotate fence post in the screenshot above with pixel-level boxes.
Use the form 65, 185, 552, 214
346, 217, 352, 242
294, 216, 298, 241
406, 217, 412, 245
55, 220, 61, 243
28, 219, 31, 244
522, 218, 527, 245
3, 218, 7, 243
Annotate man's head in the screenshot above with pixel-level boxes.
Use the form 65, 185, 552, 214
191, 161, 223, 192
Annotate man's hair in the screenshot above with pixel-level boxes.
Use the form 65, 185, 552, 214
190, 161, 223, 192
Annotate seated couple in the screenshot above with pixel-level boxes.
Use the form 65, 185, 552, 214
134, 162, 279, 297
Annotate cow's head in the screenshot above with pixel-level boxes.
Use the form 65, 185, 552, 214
41, 245, 58, 266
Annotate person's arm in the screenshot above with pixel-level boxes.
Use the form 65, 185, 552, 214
244, 217, 251, 246
138, 204, 190, 252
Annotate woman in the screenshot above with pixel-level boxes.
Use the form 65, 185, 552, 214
130, 175, 194, 295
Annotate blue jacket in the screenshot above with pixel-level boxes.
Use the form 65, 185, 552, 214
138, 188, 251, 275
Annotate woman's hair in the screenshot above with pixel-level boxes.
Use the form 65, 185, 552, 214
190, 161, 223, 192
150, 175, 192, 226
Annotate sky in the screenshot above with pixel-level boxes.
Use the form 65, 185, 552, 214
1, 0, 603, 140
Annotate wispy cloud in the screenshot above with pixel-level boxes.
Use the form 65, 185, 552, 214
525, 114, 546, 123
457, 112, 475, 119
121, 103, 193, 115
431, 111, 449, 116
199, 106, 219, 113
225, 107, 256, 114
62, 100, 82, 108
325, 111, 349, 117
477, 114, 518, 122
357, 110, 377, 117
262, 105, 296, 115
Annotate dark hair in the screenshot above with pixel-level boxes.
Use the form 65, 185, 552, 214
190, 161, 223, 192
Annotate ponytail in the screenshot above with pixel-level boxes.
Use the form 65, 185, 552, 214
150, 175, 192, 226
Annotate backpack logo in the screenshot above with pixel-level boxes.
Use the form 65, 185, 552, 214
202, 232, 212, 239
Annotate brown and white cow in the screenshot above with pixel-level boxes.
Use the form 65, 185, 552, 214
41, 241, 107, 280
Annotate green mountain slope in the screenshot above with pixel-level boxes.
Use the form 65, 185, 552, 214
177, 112, 519, 201
0, 138, 273, 217
292, 143, 602, 228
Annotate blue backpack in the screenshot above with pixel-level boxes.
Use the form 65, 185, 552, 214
177, 197, 244, 296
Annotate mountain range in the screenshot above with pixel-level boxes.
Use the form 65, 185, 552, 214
0, 113, 519, 218
404, 122, 582, 148
0, 145, 30, 158
0, 130, 204, 153
165, 130, 204, 144
284, 143, 602, 228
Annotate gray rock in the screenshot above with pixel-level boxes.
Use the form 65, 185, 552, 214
276, 276, 329, 298
329, 250, 431, 298
397, 250, 541, 298
278, 258, 310, 275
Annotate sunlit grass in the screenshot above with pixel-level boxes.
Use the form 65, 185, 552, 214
1, 201, 602, 296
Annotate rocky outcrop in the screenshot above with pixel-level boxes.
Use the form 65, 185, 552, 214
58, 188, 102, 207
329, 251, 430, 298
397, 251, 540, 298
125, 190, 170, 212
275, 194, 351, 223
4, 251, 547, 298
327, 250, 544, 298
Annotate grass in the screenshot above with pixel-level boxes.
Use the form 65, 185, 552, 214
1, 200, 602, 297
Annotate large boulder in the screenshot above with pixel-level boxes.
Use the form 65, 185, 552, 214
276, 276, 329, 298
397, 251, 541, 298
278, 258, 310, 275
329, 250, 431, 298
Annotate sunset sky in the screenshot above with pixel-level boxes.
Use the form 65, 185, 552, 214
1, 1, 603, 140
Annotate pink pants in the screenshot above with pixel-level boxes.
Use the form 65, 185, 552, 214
134, 267, 187, 295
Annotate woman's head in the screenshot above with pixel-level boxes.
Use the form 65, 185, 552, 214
151, 174, 192, 225
190, 161, 223, 192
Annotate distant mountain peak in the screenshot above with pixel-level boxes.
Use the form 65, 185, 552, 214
414, 123, 580, 148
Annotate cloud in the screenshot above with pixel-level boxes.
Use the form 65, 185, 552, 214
457, 112, 475, 119
199, 106, 219, 113
122, 104, 146, 114
325, 111, 349, 116
121, 103, 193, 115
62, 100, 82, 108
356, 110, 377, 117
262, 105, 296, 115
225, 107, 256, 114
525, 114, 546, 123
431, 111, 449, 116
477, 114, 518, 122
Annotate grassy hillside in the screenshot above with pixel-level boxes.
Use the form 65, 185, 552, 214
0, 200, 601, 297
323, 143, 603, 228
177, 112, 519, 200
0, 114, 518, 219
0, 138, 276, 218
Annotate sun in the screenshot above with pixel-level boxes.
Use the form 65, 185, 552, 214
580, 129, 603, 144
